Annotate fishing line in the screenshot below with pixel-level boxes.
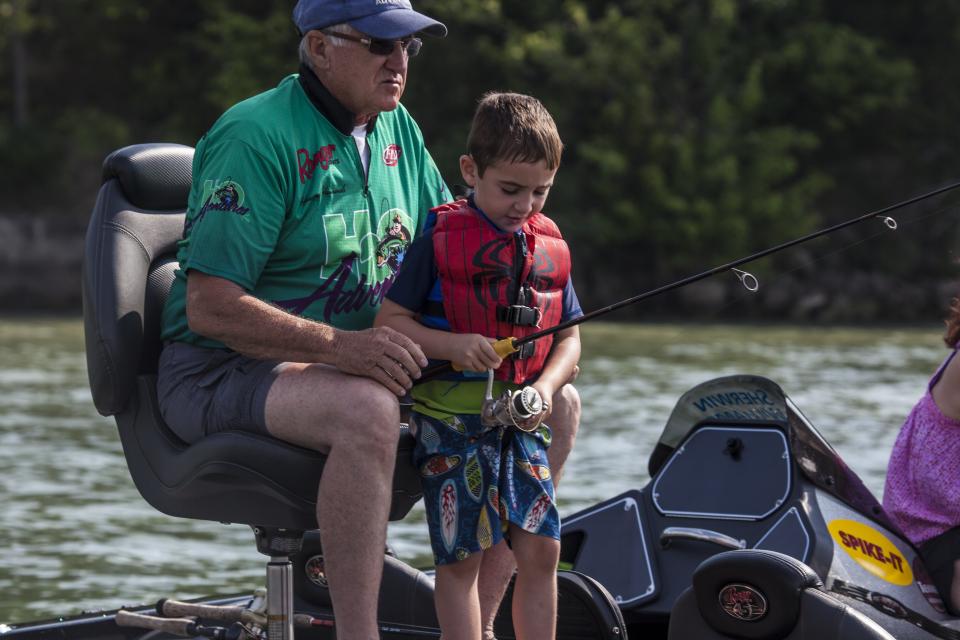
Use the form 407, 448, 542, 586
707, 200, 960, 319
417, 180, 960, 382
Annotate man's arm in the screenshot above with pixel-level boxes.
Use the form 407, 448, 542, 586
186, 271, 426, 396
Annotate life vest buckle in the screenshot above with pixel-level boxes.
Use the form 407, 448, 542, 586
498, 304, 540, 327
513, 341, 536, 360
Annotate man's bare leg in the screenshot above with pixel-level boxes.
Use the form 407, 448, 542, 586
477, 384, 581, 638
265, 363, 400, 640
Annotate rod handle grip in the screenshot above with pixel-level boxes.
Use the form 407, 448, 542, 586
448, 337, 517, 372
492, 337, 519, 358
158, 599, 264, 626
294, 613, 335, 628
116, 610, 195, 636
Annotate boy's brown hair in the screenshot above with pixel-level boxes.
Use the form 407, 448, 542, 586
466, 92, 563, 176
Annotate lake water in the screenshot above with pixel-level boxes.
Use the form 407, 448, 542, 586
0, 318, 947, 624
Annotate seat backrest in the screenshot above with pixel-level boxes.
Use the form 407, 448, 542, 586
668, 550, 895, 640
82, 143, 193, 416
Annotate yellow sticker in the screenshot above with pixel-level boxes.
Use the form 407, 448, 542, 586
828, 519, 913, 586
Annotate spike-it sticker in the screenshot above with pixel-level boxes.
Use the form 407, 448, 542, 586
828, 519, 913, 586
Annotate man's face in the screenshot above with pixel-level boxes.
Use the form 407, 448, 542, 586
312, 29, 410, 123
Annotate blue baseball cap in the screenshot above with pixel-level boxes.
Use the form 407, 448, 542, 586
293, 0, 447, 39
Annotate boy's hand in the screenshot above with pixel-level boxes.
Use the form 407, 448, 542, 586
531, 382, 555, 422
450, 334, 503, 373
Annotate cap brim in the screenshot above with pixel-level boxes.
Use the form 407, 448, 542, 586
350, 9, 447, 39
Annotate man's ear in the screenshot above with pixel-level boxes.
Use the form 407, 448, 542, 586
459, 155, 478, 187
306, 31, 332, 70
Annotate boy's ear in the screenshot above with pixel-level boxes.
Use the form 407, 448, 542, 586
459, 155, 478, 187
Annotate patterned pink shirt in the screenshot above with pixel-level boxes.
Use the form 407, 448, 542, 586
883, 350, 960, 545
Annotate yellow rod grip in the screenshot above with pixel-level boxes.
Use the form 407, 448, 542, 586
493, 337, 519, 358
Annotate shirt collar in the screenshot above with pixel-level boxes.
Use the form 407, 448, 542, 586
298, 63, 378, 136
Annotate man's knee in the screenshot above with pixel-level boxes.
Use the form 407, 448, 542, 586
552, 384, 581, 440
337, 382, 401, 453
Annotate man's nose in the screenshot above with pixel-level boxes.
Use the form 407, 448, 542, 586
385, 42, 409, 69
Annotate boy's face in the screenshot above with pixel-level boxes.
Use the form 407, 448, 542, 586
460, 156, 556, 233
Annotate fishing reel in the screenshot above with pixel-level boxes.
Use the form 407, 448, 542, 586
480, 369, 548, 432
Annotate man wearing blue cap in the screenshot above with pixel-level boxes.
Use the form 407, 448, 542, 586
158, 1, 449, 637
158, 0, 580, 637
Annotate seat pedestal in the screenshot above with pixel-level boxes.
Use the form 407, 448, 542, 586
255, 527, 304, 640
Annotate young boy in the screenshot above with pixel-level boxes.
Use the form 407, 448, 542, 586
375, 92, 582, 639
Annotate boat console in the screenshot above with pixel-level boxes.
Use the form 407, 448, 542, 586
560, 374, 960, 639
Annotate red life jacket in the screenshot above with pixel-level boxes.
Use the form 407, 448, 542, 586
431, 199, 571, 383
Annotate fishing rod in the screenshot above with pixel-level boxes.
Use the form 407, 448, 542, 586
418, 179, 960, 382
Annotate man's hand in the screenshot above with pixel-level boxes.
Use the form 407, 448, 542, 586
333, 326, 428, 396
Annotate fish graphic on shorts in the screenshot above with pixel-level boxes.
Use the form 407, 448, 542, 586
477, 507, 493, 549
442, 415, 466, 434
419, 420, 441, 454
464, 451, 483, 502
523, 492, 552, 533
421, 455, 461, 477
440, 480, 458, 553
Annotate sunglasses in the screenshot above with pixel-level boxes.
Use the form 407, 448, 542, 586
322, 30, 422, 57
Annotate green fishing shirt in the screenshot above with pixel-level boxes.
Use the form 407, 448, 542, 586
161, 71, 451, 346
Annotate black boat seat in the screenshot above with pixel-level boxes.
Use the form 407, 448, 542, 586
82, 142, 422, 534
667, 550, 895, 640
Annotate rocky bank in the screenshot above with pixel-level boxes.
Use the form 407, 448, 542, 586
1, 214, 957, 323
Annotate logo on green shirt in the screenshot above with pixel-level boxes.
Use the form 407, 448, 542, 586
274, 208, 414, 323
187, 179, 251, 233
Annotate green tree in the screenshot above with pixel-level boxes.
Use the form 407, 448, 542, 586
0, 0, 954, 318
412, 0, 914, 310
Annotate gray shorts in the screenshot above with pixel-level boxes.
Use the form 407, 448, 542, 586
156, 341, 287, 443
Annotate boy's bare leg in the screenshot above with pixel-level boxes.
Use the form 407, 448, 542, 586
265, 363, 400, 640
435, 552, 484, 640
478, 384, 581, 638
509, 527, 560, 640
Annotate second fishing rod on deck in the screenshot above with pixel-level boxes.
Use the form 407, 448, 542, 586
418, 179, 960, 383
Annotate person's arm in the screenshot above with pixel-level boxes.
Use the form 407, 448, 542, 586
932, 350, 960, 420
375, 298, 502, 373
187, 271, 426, 396
530, 326, 581, 420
